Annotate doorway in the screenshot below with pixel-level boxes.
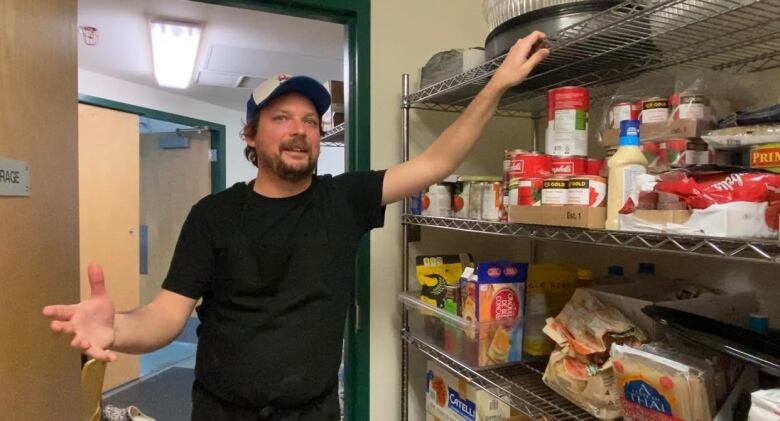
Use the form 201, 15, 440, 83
77, 0, 370, 419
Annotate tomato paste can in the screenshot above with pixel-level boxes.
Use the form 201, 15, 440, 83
609, 101, 642, 129
684, 139, 713, 166
545, 87, 589, 157
587, 158, 605, 176
665, 138, 688, 168
481, 181, 503, 221
512, 177, 543, 206
451, 181, 470, 219
567, 176, 607, 207
640, 97, 670, 124
641, 141, 665, 171
550, 156, 587, 176
670, 92, 709, 120
511, 151, 552, 177
421, 184, 452, 217
541, 176, 569, 206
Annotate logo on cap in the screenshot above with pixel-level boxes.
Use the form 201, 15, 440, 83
277, 74, 291, 82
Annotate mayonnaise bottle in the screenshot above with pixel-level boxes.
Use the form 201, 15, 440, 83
605, 120, 647, 230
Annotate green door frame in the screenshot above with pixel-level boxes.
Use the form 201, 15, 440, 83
192, 1, 372, 420
78, 94, 227, 193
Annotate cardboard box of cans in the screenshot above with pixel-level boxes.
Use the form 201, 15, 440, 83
508, 205, 606, 229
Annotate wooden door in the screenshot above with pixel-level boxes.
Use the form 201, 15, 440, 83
78, 103, 140, 390
139, 132, 211, 308
0, 0, 81, 418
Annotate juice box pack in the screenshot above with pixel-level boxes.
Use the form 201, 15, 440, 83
461, 261, 527, 366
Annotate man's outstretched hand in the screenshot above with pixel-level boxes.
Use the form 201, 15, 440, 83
490, 30, 551, 91
43, 263, 117, 362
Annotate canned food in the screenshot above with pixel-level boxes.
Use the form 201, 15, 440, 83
510, 151, 552, 177
451, 181, 470, 219
409, 192, 422, 215
749, 143, 780, 173
665, 139, 688, 168
567, 176, 607, 207
509, 177, 543, 206
640, 141, 665, 170
609, 101, 641, 129
551, 156, 587, 176
684, 139, 713, 166
481, 181, 503, 221
541, 176, 569, 206
546, 87, 589, 157
670, 93, 709, 120
587, 158, 605, 177
421, 184, 452, 217
641, 97, 670, 124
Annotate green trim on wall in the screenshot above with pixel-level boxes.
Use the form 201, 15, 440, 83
78, 94, 227, 193
192, 2, 372, 420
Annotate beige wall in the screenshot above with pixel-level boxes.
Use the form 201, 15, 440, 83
0, 0, 81, 419
370, 1, 527, 419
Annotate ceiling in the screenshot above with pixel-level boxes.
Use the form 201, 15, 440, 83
77, 0, 345, 112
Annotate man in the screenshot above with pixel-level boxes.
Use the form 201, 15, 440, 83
43, 32, 549, 420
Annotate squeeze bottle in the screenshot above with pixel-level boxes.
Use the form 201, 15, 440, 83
605, 120, 648, 230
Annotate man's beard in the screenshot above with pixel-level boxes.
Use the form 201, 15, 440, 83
257, 137, 316, 182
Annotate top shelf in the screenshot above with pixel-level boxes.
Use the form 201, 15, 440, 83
405, 0, 780, 116
321, 123, 345, 147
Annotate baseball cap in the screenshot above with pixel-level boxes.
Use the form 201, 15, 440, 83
245, 73, 331, 122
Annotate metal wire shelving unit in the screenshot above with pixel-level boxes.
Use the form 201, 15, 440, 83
321, 123, 345, 147
408, 0, 780, 115
403, 214, 780, 264
403, 330, 597, 420
400, 1, 780, 419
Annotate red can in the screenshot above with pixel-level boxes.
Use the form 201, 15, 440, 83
511, 177, 543, 206
587, 158, 605, 176
551, 156, 586, 176
609, 101, 641, 129
665, 139, 688, 167
510, 151, 552, 178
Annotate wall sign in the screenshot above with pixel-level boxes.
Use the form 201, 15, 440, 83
0, 157, 30, 196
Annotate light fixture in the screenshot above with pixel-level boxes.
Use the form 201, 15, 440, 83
149, 20, 202, 89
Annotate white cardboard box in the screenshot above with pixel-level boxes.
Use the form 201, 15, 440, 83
426, 359, 514, 421
587, 282, 757, 340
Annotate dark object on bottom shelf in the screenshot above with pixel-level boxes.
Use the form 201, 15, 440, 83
642, 305, 780, 376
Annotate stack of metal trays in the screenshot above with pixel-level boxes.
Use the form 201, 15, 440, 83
482, 0, 593, 32
483, 0, 622, 59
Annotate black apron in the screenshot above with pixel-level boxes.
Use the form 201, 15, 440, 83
191, 182, 340, 421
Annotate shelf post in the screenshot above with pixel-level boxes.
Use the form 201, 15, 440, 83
400, 73, 411, 421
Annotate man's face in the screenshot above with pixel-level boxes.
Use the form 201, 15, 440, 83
248, 92, 321, 181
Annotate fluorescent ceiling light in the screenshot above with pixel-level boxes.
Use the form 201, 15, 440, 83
150, 20, 202, 89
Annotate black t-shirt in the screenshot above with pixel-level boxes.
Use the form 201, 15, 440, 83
162, 171, 386, 408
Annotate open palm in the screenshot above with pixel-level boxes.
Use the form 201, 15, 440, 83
43, 263, 117, 361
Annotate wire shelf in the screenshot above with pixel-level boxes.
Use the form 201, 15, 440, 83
407, 0, 780, 113
403, 329, 596, 420
321, 123, 344, 147
403, 214, 780, 264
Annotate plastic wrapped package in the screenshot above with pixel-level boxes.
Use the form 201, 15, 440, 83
702, 124, 780, 149
541, 289, 646, 419
611, 344, 715, 421
595, 68, 772, 146
748, 389, 780, 421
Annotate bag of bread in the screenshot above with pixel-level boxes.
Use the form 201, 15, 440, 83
611, 344, 715, 421
541, 289, 646, 419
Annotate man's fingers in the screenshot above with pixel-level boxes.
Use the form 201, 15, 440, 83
42, 304, 77, 321
512, 30, 547, 59
50, 320, 76, 334
87, 262, 107, 297
70, 335, 90, 350
522, 48, 550, 72
86, 345, 117, 362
